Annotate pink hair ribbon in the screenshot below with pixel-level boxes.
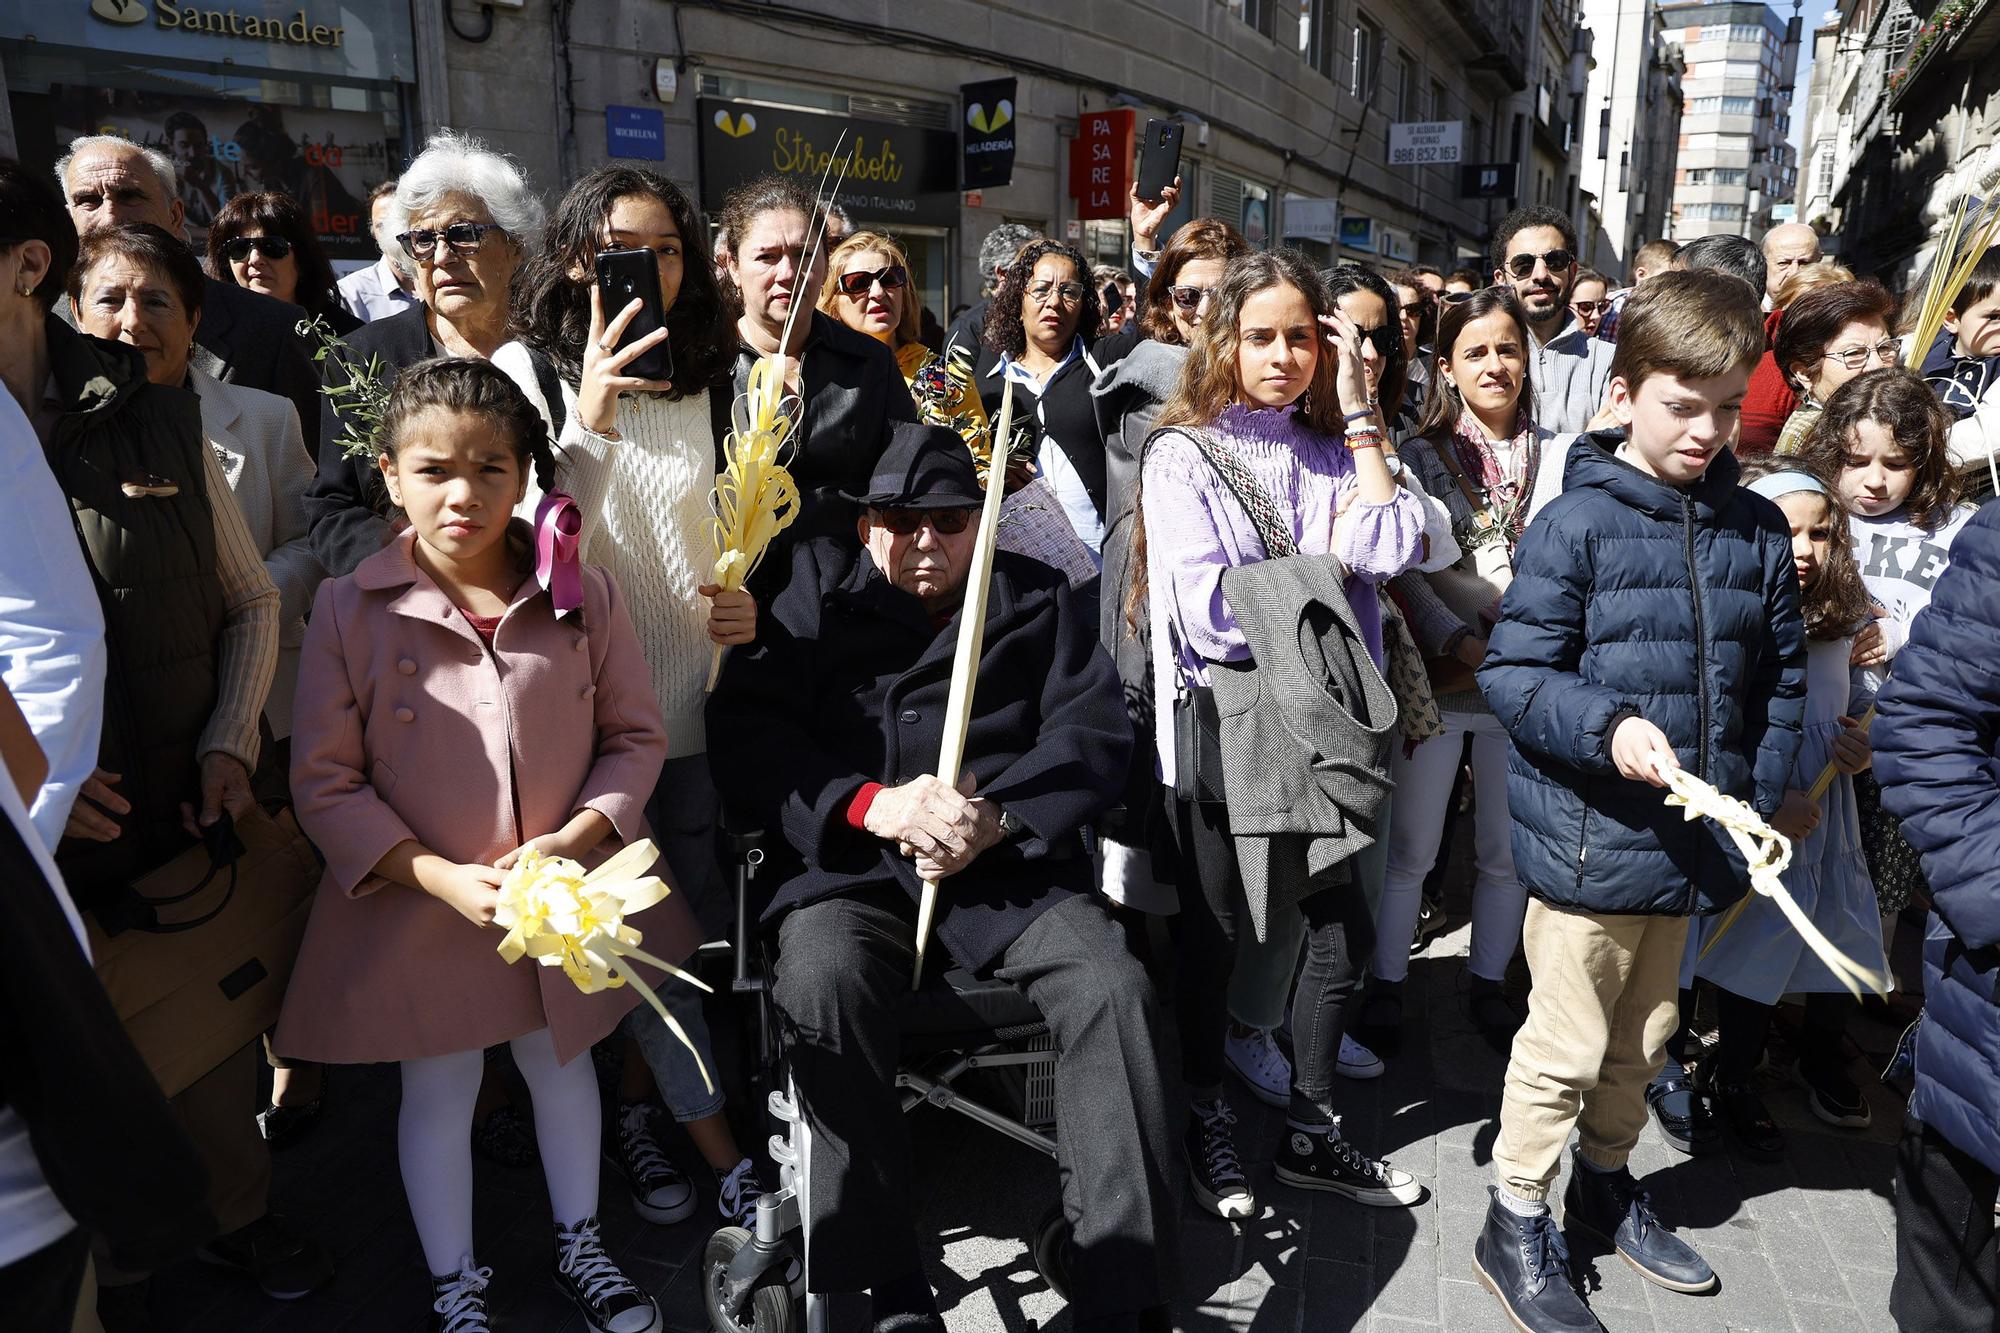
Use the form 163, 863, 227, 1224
534, 490, 583, 618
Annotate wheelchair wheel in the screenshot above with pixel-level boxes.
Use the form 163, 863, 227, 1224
703, 1227, 798, 1333
1030, 1205, 1073, 1300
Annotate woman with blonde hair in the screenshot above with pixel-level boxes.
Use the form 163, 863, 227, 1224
818, 229, 925, 375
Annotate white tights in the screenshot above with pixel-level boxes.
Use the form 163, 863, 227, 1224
399, 1027, 602, 1276
1376, 711, 1526, 984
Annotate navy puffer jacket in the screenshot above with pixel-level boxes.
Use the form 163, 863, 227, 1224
1875, 500, 2000, 1175
1478, 434, 1807, 916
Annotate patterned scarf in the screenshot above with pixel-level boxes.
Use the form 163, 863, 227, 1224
1449, 406, 1539, 542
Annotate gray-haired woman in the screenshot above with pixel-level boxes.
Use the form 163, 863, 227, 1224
302, 130, 545, 578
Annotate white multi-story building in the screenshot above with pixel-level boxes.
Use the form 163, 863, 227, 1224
1660, 0, 1802, 240
1580, 0, 1688, 272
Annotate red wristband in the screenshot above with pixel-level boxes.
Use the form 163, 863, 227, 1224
845, 782, 884, 831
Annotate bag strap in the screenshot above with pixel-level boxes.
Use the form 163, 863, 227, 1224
1179, 427, 1300, 560
1429, 431, 1492, 523
92, 811, 246, 938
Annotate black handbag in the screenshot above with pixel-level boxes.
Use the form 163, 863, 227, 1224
1159, 427, 1299, 806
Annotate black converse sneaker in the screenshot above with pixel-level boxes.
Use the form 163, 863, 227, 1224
430, 1260, 494, 1333
606, 1101, 696, 1224
1184, 1099, 1255, 1219
1275, 1123, 1423, 1206
717, 1157, 765, 1228
552, 1217, 662, 1333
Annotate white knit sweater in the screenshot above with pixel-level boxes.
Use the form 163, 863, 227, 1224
495, 342, 717, 759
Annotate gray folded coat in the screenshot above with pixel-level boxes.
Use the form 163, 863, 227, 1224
1213, 554, 1400, 941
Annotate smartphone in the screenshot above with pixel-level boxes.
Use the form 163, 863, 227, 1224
1136, 119, 1184, 203
593, 248, 674, 383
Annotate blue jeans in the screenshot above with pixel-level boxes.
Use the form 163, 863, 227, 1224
622, 754, 727, 1122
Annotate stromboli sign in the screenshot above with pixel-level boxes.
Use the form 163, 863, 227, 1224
698, 96, 958, 227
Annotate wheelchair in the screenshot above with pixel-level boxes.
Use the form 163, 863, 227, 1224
701, 827, 1077, 1333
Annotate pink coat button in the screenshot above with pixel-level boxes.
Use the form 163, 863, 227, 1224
573, 637, 587, 652
394, 707, 415, 723
580, 684, 596, 700
397, 659, 416, 675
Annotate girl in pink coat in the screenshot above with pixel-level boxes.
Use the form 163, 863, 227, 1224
276, 359, 690, 1333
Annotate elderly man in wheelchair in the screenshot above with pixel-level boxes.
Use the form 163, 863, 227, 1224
708, 424, 1177, 1333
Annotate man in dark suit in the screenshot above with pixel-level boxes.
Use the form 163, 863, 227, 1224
708, 424, 1175, 1333
56, 135, 322, 453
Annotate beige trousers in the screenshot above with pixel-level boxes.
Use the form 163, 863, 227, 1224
1493, 900, 1690, 1202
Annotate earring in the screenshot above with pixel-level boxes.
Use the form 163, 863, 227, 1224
15, 285, 31, 298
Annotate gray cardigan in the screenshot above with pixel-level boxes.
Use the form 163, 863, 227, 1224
1530, 317, 1615, 436
1212, 554, 1398, 941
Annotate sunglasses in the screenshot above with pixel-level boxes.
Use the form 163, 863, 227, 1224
1169, 284, 1214, 313
873, 506, 974, 535
1443, 290, 1476, 304
1504, 248, 1576, 279
222, 235, 292, 262
1029, 280, 1087, 307
397, 221, 503, 261
837, 264, 909, 296
1399, 299, 1428, 318
1571, 299, 1608, 316
1356, 324, 1399, 358
1820, 338, 1901, 372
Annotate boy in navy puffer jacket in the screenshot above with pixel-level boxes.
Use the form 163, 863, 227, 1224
1874, 499, 2000, 1332
1470, 270, 1809, 1333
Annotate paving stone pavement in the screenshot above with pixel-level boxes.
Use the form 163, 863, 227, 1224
137, 891, 1917, 1333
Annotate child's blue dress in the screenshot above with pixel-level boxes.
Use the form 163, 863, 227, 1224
1687, 636, 1888, 1002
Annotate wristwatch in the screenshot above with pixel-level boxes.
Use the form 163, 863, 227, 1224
996, 807, 1023, 839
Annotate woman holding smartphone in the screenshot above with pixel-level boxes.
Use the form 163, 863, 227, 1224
496, 164, 767, 1234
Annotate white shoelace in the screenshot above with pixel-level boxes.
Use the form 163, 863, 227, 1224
432, 1262, 494, 1333
618, 1103, 677, 1185
556, 1219, 641, 1304
719, 1157, 763, 1226
1194, 1101, 1246, 1187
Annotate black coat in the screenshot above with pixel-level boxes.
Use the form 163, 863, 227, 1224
192, 276, 322, 456
725, 312, 918, 577
707, 537, 1131, 972
302, 304, 437, 577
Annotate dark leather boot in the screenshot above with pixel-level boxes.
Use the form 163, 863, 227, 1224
1472, 1187, 1603, 1332
1561, 1149, 1716, 1294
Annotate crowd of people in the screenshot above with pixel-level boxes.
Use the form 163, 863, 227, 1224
0, 121, 1997, 1333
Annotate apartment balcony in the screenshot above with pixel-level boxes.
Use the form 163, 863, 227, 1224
1454, 0, 1533, 89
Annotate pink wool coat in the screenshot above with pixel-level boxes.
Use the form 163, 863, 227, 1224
274, 528, 698, 1065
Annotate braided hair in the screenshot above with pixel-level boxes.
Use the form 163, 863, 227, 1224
379, 357, 557, 496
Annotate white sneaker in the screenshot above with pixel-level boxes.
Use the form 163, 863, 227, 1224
1224, 1028, 1292, 1108
1336, 1034, 1385, 1080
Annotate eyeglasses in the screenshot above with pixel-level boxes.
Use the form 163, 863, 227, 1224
1504, 248, 1576, 279
1356, 324, 1399, 358
873, 506, 974, 535
221, 235, 292, 262
1820, 338, 1901, 372
1169, 284, 1214, 313
837, 264, 909, 296
397, 221, 503, 261
1029, 280, 1087, 307
1571, 299, 1608, 316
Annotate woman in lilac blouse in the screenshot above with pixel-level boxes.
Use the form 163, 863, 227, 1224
1138, 249, 1425, 1219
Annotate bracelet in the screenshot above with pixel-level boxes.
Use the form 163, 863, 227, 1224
1343, 407, 1376, 423
1346, 438, 1384, 451
1134, 247, 1161, 264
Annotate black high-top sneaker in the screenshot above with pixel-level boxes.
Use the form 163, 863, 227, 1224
606, 1100, 696, 1224
1183, 1098, 1255, 1219
1274, 1122, 1423, 1206
552, 1217, 662, 1333
430, 1259, 494, 1333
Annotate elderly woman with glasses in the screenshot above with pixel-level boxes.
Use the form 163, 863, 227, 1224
1772, 279, 1902, 456
206, 191, 360, 338
301, 130, 544, 577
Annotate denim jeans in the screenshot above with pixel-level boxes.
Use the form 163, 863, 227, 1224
622, 754, 727, 1122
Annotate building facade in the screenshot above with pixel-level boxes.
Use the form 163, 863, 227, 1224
1796, 0, 2000, 283
3, 0, 1573, 315
1660, 0, 1801, 240
1580, 0, 1687, 273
